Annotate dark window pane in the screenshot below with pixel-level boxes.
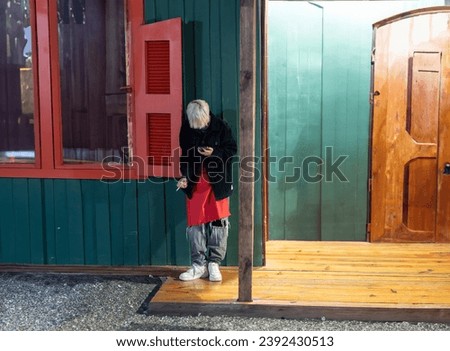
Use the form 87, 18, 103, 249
0, 0, 35, 164
58, 0, 128, 164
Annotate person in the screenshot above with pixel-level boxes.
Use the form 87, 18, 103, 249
177, 99, 237, 282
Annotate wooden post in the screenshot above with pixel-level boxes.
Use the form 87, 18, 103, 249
261, 0, 269, 257
238, 0, 257, 302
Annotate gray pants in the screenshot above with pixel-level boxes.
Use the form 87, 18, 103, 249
186, 218, 229, 266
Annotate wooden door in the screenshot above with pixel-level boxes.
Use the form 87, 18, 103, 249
370, 8, 450, 242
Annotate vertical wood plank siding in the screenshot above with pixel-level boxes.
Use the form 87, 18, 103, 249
0, 178, 184, 265
0, 0, 264, 267
268, 2, 323, 241
268, 0, 445, 241
0, 177, 259, 266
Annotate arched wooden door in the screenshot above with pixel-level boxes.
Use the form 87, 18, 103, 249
370, 7, 450, 242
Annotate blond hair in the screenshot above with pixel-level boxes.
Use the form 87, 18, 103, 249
186, 99, 210, 129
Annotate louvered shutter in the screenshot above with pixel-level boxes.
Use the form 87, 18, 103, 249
130, 4, 182, 178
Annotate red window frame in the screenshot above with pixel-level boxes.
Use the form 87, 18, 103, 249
0, 0, 41, 174
0, 0, 182, 180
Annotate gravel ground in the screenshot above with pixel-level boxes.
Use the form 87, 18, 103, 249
0, 272, 449, 331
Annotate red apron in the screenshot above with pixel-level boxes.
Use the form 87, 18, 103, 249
186, 171, 230, 226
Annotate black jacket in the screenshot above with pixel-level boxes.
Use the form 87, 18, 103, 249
179, 113, 237, 200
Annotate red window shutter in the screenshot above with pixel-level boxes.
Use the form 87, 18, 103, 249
147, 113, 171, 166
129, 5, 182, 178
146, 41, 171, 95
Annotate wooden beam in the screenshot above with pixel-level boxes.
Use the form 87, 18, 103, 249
146, 302, 450, 324
238, 0, 257, 302
0, 264, 186, 277
260, 0, 269, 258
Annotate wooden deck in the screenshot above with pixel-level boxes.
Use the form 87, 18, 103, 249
147, 241, 450, 322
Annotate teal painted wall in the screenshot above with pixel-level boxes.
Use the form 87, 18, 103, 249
0, 179, 188, 265
0, 178, 187, 265
268, 0, 445, 241
0, 175, 261, 266
0, 0, 264, 267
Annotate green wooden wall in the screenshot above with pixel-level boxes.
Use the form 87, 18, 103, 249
0, 0, 264, 267
268, 0, 445, 241
0, 178, 187, 265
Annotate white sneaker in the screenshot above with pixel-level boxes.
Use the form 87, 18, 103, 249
208, 262, 222, 282
179, 264, 208, 281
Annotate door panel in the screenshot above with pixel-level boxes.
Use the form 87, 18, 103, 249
371, 9, 450, 242
403, 51, 441, 236
404, 159, 437, 233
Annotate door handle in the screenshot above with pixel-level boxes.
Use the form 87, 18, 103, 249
120, 85, 132, 93
444, 163, 450, 175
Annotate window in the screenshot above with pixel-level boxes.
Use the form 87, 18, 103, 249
0, 0, 182, 179
56, 0, 128, 165
0, 0, 36, 164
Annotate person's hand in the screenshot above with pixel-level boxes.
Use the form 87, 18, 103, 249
177, 177, 187, 190
198, 146, 214, 157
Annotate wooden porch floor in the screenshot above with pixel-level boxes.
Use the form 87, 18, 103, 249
148, 241, 450, 322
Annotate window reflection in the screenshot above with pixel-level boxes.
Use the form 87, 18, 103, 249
0, 0, 35, 163
57, 0, 128, 164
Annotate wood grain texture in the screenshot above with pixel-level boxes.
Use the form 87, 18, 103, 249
371, 10, 450, 242
150, 241, 450, 322
436, 13, 450, 242
147, 302, 450, 323
238, 0, 257, 302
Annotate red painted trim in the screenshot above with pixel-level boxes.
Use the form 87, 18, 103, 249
35, 0, 55, 170
128, 0, 144, 26
128, 0, 143, 180
0, 0, 42, 170
0, 167, 134, 180
30, 0, 41, 168
48, 0, 63, 168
